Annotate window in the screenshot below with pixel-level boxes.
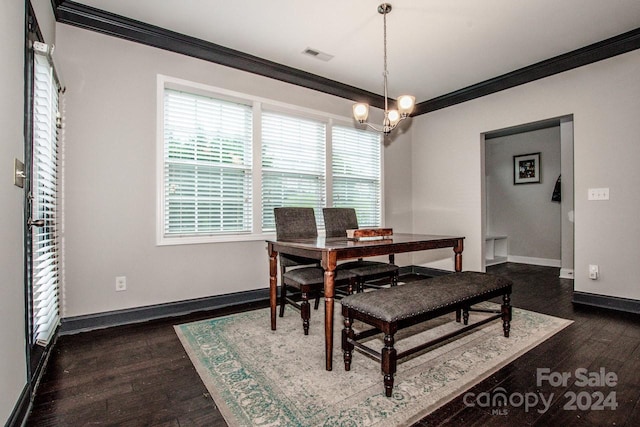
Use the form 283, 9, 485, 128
332, 126, 382, 227
261, 111, 326, 231
162, 89, 253, 237
158, 77, 383, 244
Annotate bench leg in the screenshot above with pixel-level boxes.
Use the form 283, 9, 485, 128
301, 292, 311, 335
342, 313, 354, 371
456, 308, 461, 323
462, 305, 470, 325
502, 293, 512, 338
382, 334, 397, 397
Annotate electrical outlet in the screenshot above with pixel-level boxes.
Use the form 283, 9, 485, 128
588, 265, 599, 280
115, 276, 127, 291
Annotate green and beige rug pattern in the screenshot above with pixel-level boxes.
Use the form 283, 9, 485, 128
175, 302, 572, 426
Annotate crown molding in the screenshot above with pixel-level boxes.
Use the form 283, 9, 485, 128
414, 26, 640, 115
54, 1, 640, 117
54, 0, 386, 109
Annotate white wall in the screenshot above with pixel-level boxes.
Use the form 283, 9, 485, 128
411, 50, 640, 300
54, 24, 413, 318
486, 127, 562, 262
31, 0, 55, 45
51, 6, 640, 319
382, 125, 414, 267
0, 1, 27, 422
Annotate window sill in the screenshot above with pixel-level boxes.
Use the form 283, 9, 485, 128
157, 232, 276, 246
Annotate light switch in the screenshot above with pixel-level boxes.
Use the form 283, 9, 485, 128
14, 159, 25, 188
588, 188, 609, 201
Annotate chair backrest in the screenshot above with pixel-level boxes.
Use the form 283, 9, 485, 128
274, 207, 318, 240
323, 207, 359, 238
274, 207, 319, 268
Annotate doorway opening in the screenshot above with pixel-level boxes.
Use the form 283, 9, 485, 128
481, 116, 574, 278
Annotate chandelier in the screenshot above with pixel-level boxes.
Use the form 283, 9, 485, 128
353, 3, 415, 134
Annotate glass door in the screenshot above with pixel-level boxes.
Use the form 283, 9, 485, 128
25, 39, 62, 379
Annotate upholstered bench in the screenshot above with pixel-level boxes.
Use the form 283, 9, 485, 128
341, 271, 513, 397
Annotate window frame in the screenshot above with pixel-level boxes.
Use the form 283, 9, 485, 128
156, 75, 385, 245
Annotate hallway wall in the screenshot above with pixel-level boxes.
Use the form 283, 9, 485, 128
485, 126, 562, 264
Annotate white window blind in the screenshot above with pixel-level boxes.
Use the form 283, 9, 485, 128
332, 126, 382, 227
32, 52, 60, 346
163, 89, 253, 236
261, 111, 326, 231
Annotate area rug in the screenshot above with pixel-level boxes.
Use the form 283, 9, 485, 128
175, 302, 571, 426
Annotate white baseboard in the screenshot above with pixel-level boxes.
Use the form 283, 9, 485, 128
559, 268, 574, 279
507, 255, 561, 268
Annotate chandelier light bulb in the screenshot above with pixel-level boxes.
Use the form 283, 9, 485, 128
353, 103, 369, 122
387, 109, 400, 125
397, 95, 415, 116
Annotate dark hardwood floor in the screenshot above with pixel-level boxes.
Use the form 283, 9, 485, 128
26, 263, 640, 426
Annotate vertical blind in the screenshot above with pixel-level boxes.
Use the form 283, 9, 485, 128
31, 52, 60, 346
261, 111, 326, 231
332, 126, 382, 227
163, 90, 253, 236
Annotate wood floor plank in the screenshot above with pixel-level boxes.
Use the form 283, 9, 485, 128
25, 264, 640, 426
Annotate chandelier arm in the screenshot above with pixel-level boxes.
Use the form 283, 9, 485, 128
366, 121, 392, 134
361, 115, 407, 135
362, 122, 384, 133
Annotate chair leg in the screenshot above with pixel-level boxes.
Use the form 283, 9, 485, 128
279, 283, 287, 317
314, 294, 321, 310
351, 277, 359, 294
391, 271, 399, 287
301, 292, 311, 335
342, 312, 355, 371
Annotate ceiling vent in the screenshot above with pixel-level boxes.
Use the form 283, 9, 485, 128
302, 47, 333, 62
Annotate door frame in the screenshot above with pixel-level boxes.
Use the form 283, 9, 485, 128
480, 116, 575, 276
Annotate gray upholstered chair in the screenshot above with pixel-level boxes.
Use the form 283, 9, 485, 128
274, 207, 356, 335
323, 207, 399, 292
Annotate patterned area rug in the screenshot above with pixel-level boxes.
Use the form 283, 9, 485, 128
175, 302, 571, 426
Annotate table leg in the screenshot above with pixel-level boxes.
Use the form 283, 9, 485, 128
322, 252, 337, 371
453, 238, 464, 272
268, 244, 278, 331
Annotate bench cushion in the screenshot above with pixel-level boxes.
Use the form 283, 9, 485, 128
341, 271, 512, 322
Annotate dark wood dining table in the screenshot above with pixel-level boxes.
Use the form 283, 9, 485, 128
266, 233, 465, 371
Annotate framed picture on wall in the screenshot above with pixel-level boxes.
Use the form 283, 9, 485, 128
513, 152, 541, 184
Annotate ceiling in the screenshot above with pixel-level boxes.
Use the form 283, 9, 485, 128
64, 0, 640, 108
